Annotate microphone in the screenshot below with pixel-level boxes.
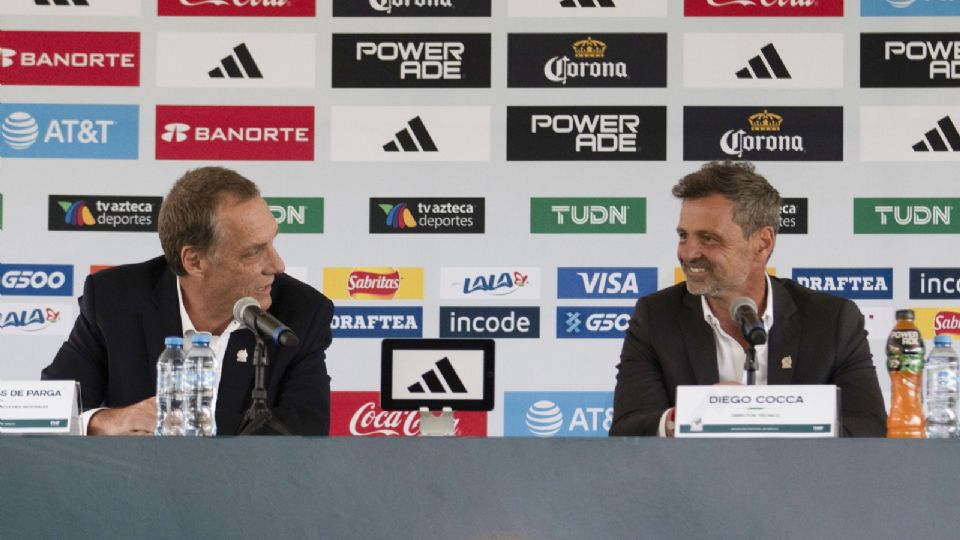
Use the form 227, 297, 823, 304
233, 297, 300, 348
729, 297, 767, 346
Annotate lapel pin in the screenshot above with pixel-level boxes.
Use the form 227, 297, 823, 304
237, 349, 249, 363
781, 356, 793, 370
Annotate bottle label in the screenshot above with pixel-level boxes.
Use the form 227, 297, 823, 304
887, 329, 924, 372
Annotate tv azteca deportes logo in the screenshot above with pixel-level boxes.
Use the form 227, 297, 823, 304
48, 195, 161, 232
0, 31, 139, 86
370, 198, 484, 234
0, 104, 138, 160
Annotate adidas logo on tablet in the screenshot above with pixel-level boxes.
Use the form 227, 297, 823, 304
407, 357, 468, 394
736, 43, 791, 79
383, 116, 438, 152
209, 43, 263, 79
913, 116, 960, 152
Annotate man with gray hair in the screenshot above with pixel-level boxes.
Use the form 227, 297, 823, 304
610, 161, 886, 437
43, 167, 334, 436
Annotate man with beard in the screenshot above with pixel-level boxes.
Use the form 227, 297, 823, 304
610, 161, 886, 437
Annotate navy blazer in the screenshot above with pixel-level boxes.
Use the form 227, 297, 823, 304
42, 256, 334, 435
610, 277, 887, 437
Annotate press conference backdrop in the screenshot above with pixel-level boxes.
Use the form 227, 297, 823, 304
2, 0, 960, 437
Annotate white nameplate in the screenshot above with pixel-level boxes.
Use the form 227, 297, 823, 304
675, 385, 838, 438
0, 381, 80, 435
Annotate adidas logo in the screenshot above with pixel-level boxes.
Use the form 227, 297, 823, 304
407, 357, 468, 394
736, 43, 791, 80
383, 116, 438, 152
35, 0, 89, 4
913, 116, 960, 152
208, 43, 263, 79
560, 0, 615, 6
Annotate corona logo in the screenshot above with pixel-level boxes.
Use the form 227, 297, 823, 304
572, 37, 606, 59
748, 110, 783, 132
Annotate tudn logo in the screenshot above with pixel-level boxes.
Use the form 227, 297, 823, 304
209, 43, 263, 79
1, 49, 16, 68
383, 116, 438, 152
58, 200, 96, 226
161, 123, 190, 143
35, 0, 90, 4
560, 0, 615, 6
379, 203, 417, 229
407, 357, 468, 394
526, 400, 563, 437
913, 116, 960, 152
736, 43, 791, 80
2, 112, 40, 150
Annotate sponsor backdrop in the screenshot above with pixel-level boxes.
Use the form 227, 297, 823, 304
2, 0, 958, 437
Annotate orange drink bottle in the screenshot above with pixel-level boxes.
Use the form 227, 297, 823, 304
887, 309, 926, 438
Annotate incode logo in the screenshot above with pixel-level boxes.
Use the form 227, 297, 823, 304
383, 116, 437, 152
736, 43, 791, 79
379, 203, 417, 229
208, 43, 263, 79
161, 123, 190, 143
58, 200, 95, 226
1, 49, 16, 68
526, 400, 563, 437
560, 0, 615, 6
407, 357, 468, 394
2, 112, 40, 150
913, 116, 960, 152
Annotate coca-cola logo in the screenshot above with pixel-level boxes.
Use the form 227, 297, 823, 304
158, 0, 315, 16
179, 0, 289, 7
934, 311, 960, 335
330, 391, 487, 436
685, 0, 841, 16
707, 0, 816, 6
349, 401, 462, 436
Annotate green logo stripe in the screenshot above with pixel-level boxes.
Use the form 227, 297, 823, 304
0, 419, 68, 428
854, 198, 960, 234
531, 197, 646, 234
266, 197, 324, 234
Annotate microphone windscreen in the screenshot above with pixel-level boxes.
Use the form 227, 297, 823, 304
233, 296, 260, 324
729, 296, 758, 321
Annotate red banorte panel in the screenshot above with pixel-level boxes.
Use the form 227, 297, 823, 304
684, 0, 843, 17
0, 31, 140, 87
157, 0, 316, 17
330, 391, 488, 437
155, 105, 315, 161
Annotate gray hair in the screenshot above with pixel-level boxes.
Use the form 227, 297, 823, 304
672, 161, 781, 237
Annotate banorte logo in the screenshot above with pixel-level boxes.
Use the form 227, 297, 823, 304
158, 0, 316, 16
348, 268, 402, 299
685, 0, 843, 16
58, 200, 96, 226
330, 391, 487, 436
0, 31, 140, 86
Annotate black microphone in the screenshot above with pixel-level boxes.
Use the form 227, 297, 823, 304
233, 297, 300, 348
729, 297, 767, 346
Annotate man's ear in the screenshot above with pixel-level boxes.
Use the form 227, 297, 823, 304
180, 246, 206, 278
754, 226, 776, 261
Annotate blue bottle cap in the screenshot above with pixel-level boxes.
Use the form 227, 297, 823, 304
164, 336, 184, 347
191, 331, 212, 346
934, 335, 952, 347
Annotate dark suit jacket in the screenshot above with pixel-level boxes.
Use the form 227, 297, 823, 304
41, 256, 334, 435
610, 277, 887, 437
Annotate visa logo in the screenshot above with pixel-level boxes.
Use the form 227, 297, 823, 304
792, 268, 893, 300
557, 267, 656, 299
503, 391, 614, 438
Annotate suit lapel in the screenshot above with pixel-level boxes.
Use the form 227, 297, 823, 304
679, 291, 719, 385
143, 268, 183, 387
767, 278, 800, 385
217, 328, 256, 425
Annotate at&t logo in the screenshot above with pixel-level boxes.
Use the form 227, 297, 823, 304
2, 112, 39, 150
505, 392, 614, 438
526, 400, 563, 437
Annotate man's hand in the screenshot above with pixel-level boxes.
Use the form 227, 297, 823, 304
87, 397, 156, 436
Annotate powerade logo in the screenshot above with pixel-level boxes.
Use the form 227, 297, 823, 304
861, 33, 960, 88
863, 1, 960, 17
48, 195, 161, 232
439, 307, 540, 338
557, 267, 656, 299
503, 392, 613, 438
369, 198, 484, 234
0, 31, 139, 86
0, 264, 74, 297
792, 268, 893, 300
331, 307, 423, 338
0, 104, 138, 159
333, 0, 490, 16
265, 197, 323, 234
0, 302, 72, 335
854, 198, 960, 234
531, 197, 646, 234
910, 269, 960, 299
557, 307, 632, 338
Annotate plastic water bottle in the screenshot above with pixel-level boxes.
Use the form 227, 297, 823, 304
181, 334, 200, 436
924, 335, 959, 439
156, 337, 186, 436
189, 331, 218, 437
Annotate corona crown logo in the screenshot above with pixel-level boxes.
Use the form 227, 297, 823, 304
748, 110, 783, 132
572, 37, 606, 59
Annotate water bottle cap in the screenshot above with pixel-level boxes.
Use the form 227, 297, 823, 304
191, 331, 212, 346
895, 309, 915, 321
164, 336, 184, 347
934, 335, 953, 347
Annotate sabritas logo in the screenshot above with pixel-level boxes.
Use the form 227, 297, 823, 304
155, 106, 314, 161
0, 31, 139, 86
330, 391, 486, 436
685, 0, 843, 16
158, 0, 316, 17
323, 267, 425, 300
911, 308, 960, 339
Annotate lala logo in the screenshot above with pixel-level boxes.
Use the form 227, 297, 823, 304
348, 268, 402, 300
934, 311, 960, 336
464, 271, 529, 296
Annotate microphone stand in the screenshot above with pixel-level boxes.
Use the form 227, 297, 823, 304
238, 332, 292, 435
744, 344, 758, 386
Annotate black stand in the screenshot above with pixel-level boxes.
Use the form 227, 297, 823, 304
744, 345, 758, 386
238, 334, 292, 435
